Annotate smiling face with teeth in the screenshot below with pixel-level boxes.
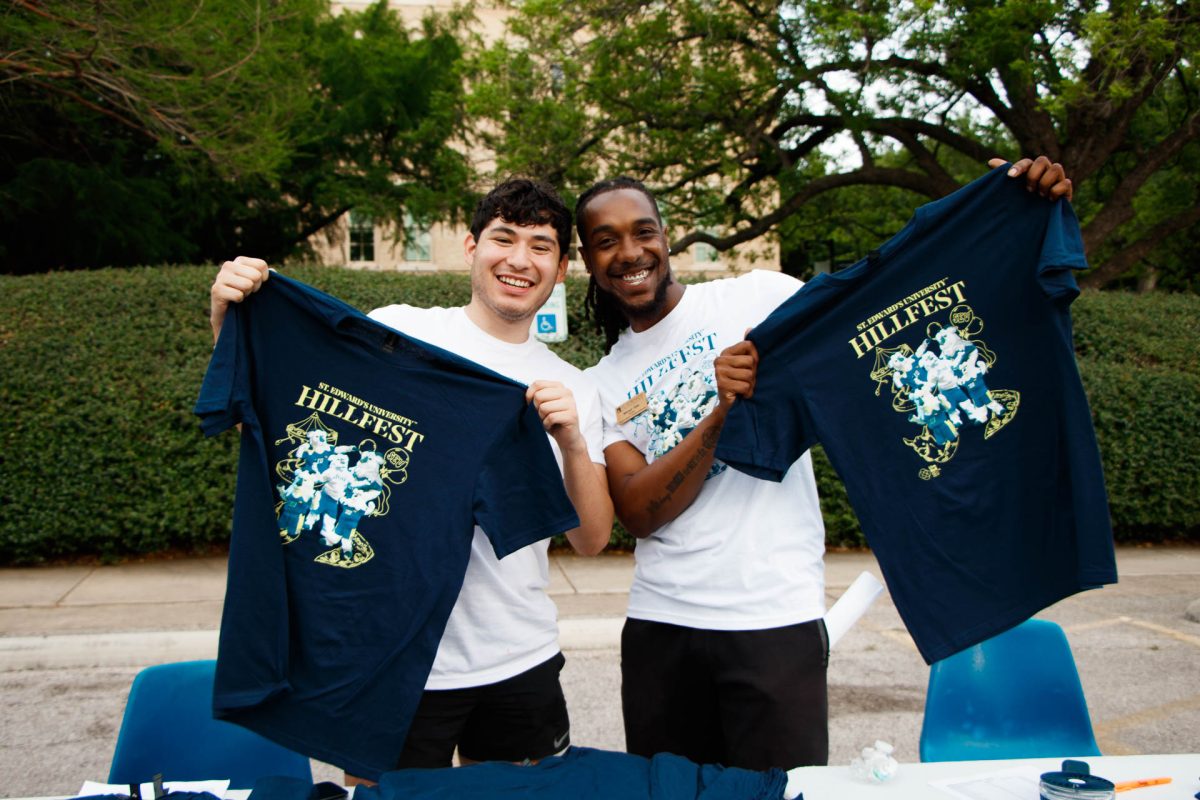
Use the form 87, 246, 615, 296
578, 188, 683, 332
463, 216, 568, 342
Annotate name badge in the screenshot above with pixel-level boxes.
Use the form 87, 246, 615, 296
616, 392, 649, 425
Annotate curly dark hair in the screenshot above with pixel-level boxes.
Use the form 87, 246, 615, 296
470, 178, 572, 256
574, 176, 663, 353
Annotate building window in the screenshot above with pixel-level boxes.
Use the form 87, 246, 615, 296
404, 212, 432, 262
693, 231, 720, 264
348, 212, 375, 262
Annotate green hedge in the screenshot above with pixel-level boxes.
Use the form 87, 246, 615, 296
1072, 293, 1200, 538
1, 266, 1196, 564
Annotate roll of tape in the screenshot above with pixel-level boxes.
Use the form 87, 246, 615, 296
1039, 770, 1116, 800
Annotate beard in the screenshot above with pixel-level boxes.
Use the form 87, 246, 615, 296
614, 268, 673, 324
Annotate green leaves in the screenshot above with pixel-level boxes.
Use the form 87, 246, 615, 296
295, 4, 472, 228
466, 0, 1198, 287
2, 0, 474, 272
2, 0, 324, 181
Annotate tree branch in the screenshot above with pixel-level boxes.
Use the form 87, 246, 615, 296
1081, 108, 1200, 252
671, 166, 942, 252
21, 76, 157, 140
866, 117, 998, 165
878, 126, 959, 195
1065, 4, 1190, 177
1079, 204, 1200, 289
10, 0, 98, 31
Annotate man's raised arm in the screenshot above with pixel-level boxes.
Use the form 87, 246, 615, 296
605, 340, 759, 538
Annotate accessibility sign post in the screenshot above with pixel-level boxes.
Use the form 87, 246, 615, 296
531, 282, 568, 343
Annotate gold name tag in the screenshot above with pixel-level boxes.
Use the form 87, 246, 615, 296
616, 392, 649, 425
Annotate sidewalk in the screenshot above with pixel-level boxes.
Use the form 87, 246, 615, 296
2, 547, 1197, 669
0, 550, 889, 668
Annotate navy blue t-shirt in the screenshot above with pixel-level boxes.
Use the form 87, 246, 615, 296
194, 274, 579, 778
349, 746, 787, 800
715, 167, 1117, 664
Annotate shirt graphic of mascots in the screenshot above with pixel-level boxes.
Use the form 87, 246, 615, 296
273, 418, 404, 567
873, 312, 1020, 479
631, 351, 727, 480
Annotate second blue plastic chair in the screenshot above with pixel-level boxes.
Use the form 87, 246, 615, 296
109, 659, 312, 789
919, 618, 1102, 762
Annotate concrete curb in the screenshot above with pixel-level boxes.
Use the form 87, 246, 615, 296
0, 630, 219, 671
558, 617, 623, 652
0, 618, 623, 672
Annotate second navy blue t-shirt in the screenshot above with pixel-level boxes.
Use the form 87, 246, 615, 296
195, 274, 579, 777
716, 168, 1117, 664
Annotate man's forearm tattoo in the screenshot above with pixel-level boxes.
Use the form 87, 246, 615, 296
645, 427, 721, 518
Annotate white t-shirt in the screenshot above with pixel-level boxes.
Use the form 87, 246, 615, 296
585, 270, 826, 630
368, 304, 605, 689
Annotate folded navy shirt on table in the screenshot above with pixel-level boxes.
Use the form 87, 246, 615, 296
250, 747, 788, 800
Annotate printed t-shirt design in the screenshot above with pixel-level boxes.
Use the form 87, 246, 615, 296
716, 167, 1117, 663
627, 331, 726, 478
194, 274, 578, 779
870, 307, 1019, 479
273, 397, 415, 567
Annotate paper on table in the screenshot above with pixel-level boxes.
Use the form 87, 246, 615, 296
928, 765, 1039, 800
824, 571, 885, 649
77, 780, 230, 799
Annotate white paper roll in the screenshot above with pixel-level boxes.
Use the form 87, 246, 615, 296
824, 571, 885, 650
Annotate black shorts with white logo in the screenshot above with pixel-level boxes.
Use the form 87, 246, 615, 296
395, 652, 570, 768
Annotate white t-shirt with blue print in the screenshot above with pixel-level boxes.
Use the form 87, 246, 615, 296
586, 270, 826, 631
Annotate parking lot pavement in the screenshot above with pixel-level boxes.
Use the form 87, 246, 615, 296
1, 546, 1197, 797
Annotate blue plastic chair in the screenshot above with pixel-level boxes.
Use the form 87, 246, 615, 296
919, 619, 1102, 762
109, 660, 312, 788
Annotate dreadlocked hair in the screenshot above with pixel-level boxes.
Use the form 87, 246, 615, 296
575, 176, 662, 354
584, 273, 628, 353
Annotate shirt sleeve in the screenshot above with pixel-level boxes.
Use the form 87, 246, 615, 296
743, 269, 805, 320
193, 302, 248, 436
474, 398, 581, 558
568, 371, 607, 465
367, 304, 416, 333
584, 362, 631, 452
600, 413, 628, 451
1035, 199, 1089, 302
716, 359, 819, 483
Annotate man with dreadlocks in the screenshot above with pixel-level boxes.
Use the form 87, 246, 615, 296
209, 178, 613, 778
575, 159, 1072, 770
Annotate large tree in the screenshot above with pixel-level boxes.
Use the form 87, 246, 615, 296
2, 0, 317, 179
467, 0, 1199, 289
270, 3, 474, 255
1, 0, 472, 272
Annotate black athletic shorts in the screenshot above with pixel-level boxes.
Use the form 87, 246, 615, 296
395, 652, 570, 768
621, 617, 829, 770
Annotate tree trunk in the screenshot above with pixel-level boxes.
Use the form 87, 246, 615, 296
1137, 266, 1159, 293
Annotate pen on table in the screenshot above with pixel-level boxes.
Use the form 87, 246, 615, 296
1113, 777, 1171, 792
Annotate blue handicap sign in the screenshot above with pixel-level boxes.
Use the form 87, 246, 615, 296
537, 314, 557, 333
